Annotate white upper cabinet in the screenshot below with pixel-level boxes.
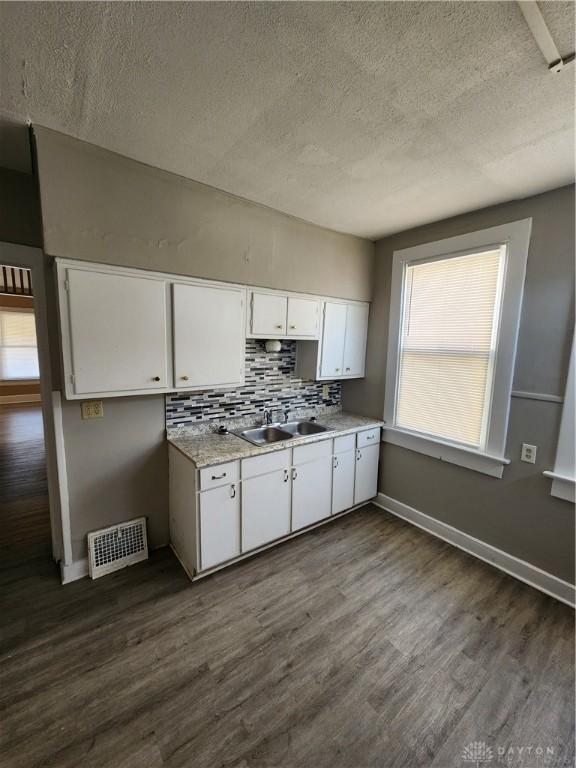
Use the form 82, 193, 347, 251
286, 297, 320, 338
343, 303, 369, 377
173, 283, 245, 389
63, 266, 169, 396
247, 291, 320, 339
297, 300, 370, 381
250, 292, 287, 336
320, 302, 347, 378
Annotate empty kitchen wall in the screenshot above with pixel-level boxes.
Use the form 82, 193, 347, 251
32, 127, 375, 566
33, 127, 374, 301
343, 184, 575, 583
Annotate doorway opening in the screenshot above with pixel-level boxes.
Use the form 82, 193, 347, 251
0, 265, 52, 567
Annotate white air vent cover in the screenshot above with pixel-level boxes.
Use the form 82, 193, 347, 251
87, 517, 148, 579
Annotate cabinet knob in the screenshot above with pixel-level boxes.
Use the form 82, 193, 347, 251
275, 324, 283, 329
290, 325, 296, 329
153, 376, 161, 382
335, 368, 340, 372
346, 367, 351, 372
181, 375, 189, 381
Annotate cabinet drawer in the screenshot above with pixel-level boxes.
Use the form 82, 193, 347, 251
334, 434, 355, 454
199, 460, 240, 490
293, 438, 333, 466
357, 428, 380, 448
242, 449, 291, 479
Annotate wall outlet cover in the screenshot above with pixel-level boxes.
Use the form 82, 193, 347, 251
81, 400, 104, 420
520, 443, 537, 464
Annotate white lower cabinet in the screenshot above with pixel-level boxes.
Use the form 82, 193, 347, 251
354, 443, 380, 505
242, 468, 291, 551
332, 450, 356, 514
291, 455, 333, 531
199, 483, 240, 570
169, 427, 381, 579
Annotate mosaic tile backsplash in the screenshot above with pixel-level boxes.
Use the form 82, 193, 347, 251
166, 339, 340, 427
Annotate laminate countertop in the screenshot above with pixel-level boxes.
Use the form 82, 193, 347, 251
168, 412, 384, 468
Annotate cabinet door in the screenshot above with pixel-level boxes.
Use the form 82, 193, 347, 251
354, 444, 379, 505
332, 450, 355, 514
287, 297, 319, 338
66, 268, 168, 395
199, 483, 240, 570
292, 456, 332, 531
320, 302, 347, 378
251, 292, 287, 336
173, 283, 244, 388
242, 468, 291, 551
343, 303, 369, 377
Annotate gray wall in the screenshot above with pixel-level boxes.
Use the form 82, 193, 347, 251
33, 127, 374, 301
342, 185, 575, 583
31, 127, 375, 563
0, 166, 42, 247
60, 396, 168, 561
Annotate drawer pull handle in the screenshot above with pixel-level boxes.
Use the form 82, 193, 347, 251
211, 472, 227, 480
292, 468, 298, 480
346, 367, 351, 371
283, 469, 289, 483
230, 484, 236, 499
356, 450, 362, 461
333, 456, 339, 469
365, 435, 374, 440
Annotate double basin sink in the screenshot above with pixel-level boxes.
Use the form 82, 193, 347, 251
234, 420, 330, 446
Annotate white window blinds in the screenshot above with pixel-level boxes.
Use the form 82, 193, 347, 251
0, 310, 40, 380
395, 248, 505, 449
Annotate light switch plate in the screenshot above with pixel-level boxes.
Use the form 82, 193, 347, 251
81, 400, 104, 420
521, 443, 537, 464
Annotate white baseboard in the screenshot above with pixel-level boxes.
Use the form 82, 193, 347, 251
374, 493, 575, 608
60, 558, 89, 584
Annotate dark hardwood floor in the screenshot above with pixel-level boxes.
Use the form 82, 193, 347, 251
0, 403, 52, 567
0, 505, 573, 767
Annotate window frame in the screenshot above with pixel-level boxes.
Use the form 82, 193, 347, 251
0, 305, 40, 382
544, 331, 575, 502
383, 218, 532, 478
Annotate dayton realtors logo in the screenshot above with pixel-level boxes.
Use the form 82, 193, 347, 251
462, 741, 556, 767
462, 742, 494, 767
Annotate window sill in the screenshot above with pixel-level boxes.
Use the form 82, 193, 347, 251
543, 471, 575, 504
382, 426, 510, 478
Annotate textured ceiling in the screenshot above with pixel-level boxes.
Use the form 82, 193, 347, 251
1, 1, 574, 239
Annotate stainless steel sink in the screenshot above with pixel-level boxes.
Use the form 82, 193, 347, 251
282, 420, 330, 436
235, 425, 293, 446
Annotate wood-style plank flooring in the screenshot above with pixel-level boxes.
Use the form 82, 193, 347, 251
0, 404, 52, 567
0, 506, 573, 767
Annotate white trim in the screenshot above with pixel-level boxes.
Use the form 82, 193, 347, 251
382, 426, 509, 478
383, 219, 532, 476
0, 394, 42, 404
511, 390, 563, 404
52, 391, 73, 567
543, 471, 575, 503
60, 558, 88, 584
544, 332, 575, 502
374, 493, 575, 607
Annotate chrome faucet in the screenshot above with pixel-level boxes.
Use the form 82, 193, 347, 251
263, 408, 273, 425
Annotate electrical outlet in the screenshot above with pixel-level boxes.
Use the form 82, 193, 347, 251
521, 443, 537, 464
81, 400, 104, 420
322, 384, 330, 399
